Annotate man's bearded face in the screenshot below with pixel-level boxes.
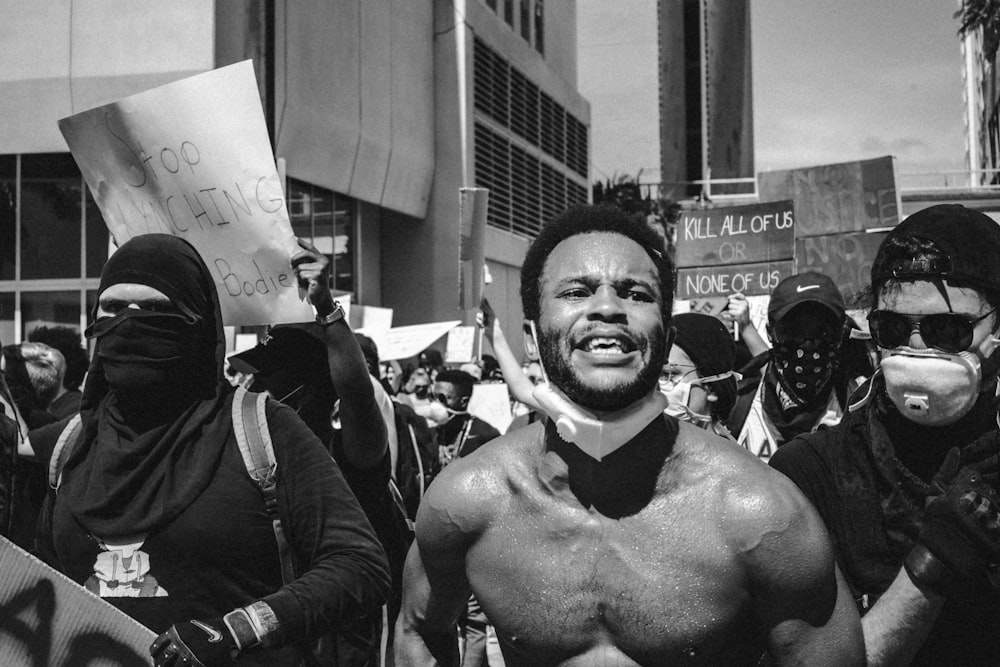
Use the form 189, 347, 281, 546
534, 232, 667, 412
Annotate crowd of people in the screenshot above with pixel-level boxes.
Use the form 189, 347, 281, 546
0, 201, 999, 665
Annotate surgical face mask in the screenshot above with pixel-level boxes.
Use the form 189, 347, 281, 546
660, 370, 734, 429
881, 345, 993, 426
527, 320, 668, 460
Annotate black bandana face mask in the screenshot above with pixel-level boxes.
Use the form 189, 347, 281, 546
771, 336, 839, 406
88, 309, 201, 394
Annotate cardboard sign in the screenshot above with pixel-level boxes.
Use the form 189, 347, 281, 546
676, 261, 794, 299
468, 382, 513, 434
0, 536, 155, 666
58, 60, 312, 326
445, 326, 477, 364
795, 230, 889, 302
758, 156, 900, 237
675, 200, 795, 268
357, 321, 461, 362
458, 188, 489, 310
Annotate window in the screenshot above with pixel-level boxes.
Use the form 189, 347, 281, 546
534, 0, 545, 54
20, 154, 82, 280
504, 0, 514, 26
287, 178, 356, 294
484, 0, 497, 9
0, 153, 107, 343
0, 156, 14, 281
520, 0, 530, 41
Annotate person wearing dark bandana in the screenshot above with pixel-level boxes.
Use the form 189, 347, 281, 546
770, 205, 1000, 665
729, 272, 850, 460
32, 234, 390, 666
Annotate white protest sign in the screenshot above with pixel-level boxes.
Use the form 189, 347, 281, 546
357, 321, 461, 362
58, 60, 312, 326
468, 382, 513, 434
445, 326, 477, 364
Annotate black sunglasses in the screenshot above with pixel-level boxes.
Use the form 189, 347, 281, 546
867, 309, 996, 353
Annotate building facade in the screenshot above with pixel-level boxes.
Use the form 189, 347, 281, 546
658, 0, 753, 199
0, 0, 588, 356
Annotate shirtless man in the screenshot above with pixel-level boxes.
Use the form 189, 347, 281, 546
396, 204, 863, 666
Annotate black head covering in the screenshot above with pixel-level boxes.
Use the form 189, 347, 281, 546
671, 312, 738, 419
61, 234, 232, 539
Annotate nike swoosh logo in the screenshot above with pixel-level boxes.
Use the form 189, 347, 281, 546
796, 285, 820, 292
191, 620, 224, 643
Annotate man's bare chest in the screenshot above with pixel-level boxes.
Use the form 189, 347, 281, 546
465, 500, 762, 665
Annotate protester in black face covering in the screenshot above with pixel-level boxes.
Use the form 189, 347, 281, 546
33, 234, 389, 667
728, 272, 848, 461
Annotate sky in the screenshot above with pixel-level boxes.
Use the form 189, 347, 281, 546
577, 0, 970, 188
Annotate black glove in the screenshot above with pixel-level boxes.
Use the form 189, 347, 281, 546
907, 455, 1000, 595
150, 618, 240, 667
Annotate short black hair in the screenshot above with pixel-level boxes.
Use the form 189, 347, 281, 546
434, 369, 476, 398
519, 203, 674, 323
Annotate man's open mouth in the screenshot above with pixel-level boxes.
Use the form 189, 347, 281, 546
578, 334, 637, 355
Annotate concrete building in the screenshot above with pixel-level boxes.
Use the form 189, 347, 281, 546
0, 0, 589, 356
658, 0, 754, 200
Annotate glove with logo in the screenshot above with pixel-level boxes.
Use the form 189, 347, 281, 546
151, 609, 261, 667
906, 448, 1000, 596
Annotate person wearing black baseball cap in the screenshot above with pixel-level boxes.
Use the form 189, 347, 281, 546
771, 204, 1000, 664
729, 271, 849, 460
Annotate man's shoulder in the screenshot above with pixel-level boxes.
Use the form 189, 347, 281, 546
675, 424, 819, 537
418, 424, 540, 535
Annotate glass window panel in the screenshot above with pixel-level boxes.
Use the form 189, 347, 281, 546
520, 0, 530, 40
0, 156, 14, 281
85, 189, 110, 278
0, 293, 13, 346
287, 178, 313, 240
333, 197, 354, 293
22, 291, 80, 341
20, 154, 82, 279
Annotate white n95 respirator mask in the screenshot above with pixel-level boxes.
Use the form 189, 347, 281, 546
881, 347, 988, 426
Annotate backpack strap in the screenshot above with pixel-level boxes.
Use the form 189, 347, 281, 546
48, 414, 83, 491
232, 386, 296, 586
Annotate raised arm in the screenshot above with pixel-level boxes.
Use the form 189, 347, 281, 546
292, 239, 387, 470
481, 302, 539, 411
724, 292, 769, 358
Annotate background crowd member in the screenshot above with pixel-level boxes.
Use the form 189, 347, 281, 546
770, 204, 1000, 665
1, 342, 62, 549
397, 203, 863, 666
430, 369, 500, 474
32, 234, 389, 667
2, 342, 62, 429
28, 325, 89, 419
729, 272, 849, 460
230, 244, 407, 667
0, 351, 28, 547
661, 313, 739, 439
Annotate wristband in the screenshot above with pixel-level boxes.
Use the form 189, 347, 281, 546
223, 608, 260, 651
315, 301, 345, 327
904, 543, 954, 596
245, 600, 283, 648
